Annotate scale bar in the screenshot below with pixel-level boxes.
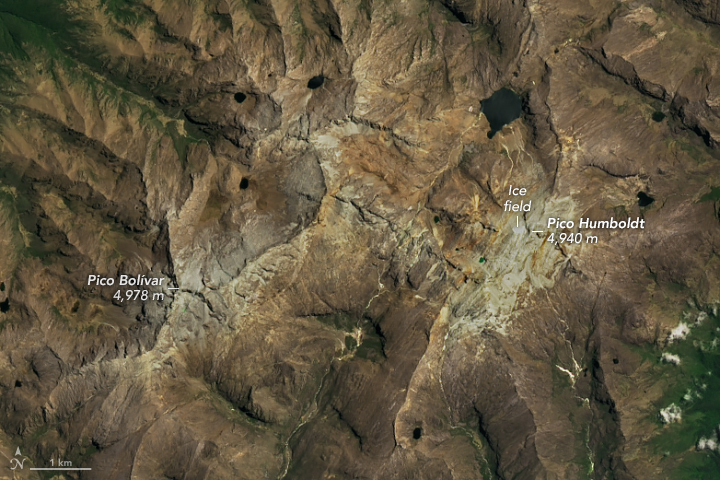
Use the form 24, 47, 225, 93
532, 231, 544, 233
31, 468, 92, 471
168, 288, 179, 290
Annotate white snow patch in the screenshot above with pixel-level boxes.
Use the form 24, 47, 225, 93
660, 403, 682, 424
661, 353, 681, 365
696, 312, 709, 325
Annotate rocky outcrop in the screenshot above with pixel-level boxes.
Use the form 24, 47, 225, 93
677, 0, 720, 24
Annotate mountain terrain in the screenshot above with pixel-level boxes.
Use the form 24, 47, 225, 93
1, 0, 720, 478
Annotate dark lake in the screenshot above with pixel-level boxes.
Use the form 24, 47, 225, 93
637, 191, 654, 207
481, 88, 522, 138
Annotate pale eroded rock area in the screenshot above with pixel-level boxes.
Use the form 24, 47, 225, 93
1, 0, 720, 479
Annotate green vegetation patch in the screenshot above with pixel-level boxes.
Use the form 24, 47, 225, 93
344, 335, 357, 351
355, 329, 385, 361
290, 3, 308, 62
314, 312, 386, 362
0, 13, 33, 60
99, 0, 148, 27
699, 186, 720, 203
315, 312, 357, 332
667, 136, 716, 165
0, 1, 94, 75
449, 425, 498, 479
550, 361, 573, 399
199, 189, 229, 223
166, 120, 201, 165
0, 174, 35, 265
647, 309, 720, 476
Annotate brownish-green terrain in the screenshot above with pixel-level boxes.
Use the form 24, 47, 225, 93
1, 0, 720, 478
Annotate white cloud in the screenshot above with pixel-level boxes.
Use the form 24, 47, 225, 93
696, 425, 720, 452
668, 323, 690, 343
660, 403, 682, 424
697, 438, 716, 451
661, 353, 681, 365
